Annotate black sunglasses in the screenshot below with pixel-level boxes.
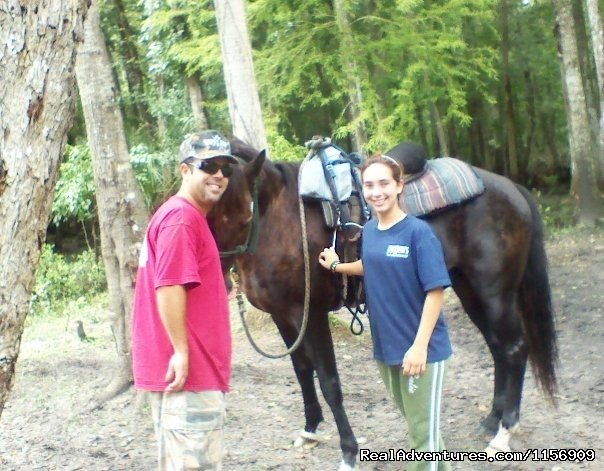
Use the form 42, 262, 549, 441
188, 159, 234, 177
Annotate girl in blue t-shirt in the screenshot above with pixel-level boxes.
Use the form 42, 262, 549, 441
319, 155, 453, 471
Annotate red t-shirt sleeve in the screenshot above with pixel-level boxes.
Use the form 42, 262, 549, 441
154, 222, 202, 289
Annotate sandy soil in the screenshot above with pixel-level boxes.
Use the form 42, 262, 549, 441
0, 228, 602, 470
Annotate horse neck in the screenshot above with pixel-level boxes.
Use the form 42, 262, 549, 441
257, 161, 299, 213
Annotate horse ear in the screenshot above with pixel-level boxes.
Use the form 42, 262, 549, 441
243, 149, 265, 182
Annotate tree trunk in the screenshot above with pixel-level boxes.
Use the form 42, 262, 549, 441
156, 75, 168, 140
501, 0, 520, 182
186, 74, 209, 130
554, 0, 604, 224
333, 0, 367, 151
112, 0, 154, 131
75, 0, 149, 403
214, 0, 268, 152
572, 0, 601, 175
585, 0, 604, 185
416, 106, 429, 153
523, 69, 538, 176
430, 103, 449, 156
0, 0, 88, 419
468, 96, 491, 168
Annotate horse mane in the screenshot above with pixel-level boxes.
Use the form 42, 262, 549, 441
273, 161, 300, 190
229, 137, 259, 162
229, 136, 300, 192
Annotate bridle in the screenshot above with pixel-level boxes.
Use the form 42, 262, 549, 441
218, 172, 261, 258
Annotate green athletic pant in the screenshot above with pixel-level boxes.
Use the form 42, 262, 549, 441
377, 359, 452, 471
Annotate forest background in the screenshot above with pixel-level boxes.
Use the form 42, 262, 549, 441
1, 0, 604, 418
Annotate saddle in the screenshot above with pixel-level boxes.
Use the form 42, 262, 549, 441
299, 137, 371, 240
400, 157, 486, 217
299, 138, 370, 329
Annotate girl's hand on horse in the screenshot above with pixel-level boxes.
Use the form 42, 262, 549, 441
402, 344, 427, 376
318, 247, 339, 270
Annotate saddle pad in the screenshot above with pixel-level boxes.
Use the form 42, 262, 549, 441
401, 157, 485, 217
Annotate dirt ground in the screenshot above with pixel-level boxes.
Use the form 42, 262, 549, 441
0, 227, 602, 471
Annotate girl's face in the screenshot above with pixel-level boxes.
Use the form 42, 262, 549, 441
362, 162, 403, 217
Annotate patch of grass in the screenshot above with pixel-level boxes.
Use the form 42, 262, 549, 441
22, 292, 112, 361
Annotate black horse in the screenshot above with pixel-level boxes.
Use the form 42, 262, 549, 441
207, 139, 557, 469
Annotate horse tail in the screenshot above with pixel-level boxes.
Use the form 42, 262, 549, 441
516, 184, 559, 401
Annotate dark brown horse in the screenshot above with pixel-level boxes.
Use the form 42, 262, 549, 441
207, 139, 557, 469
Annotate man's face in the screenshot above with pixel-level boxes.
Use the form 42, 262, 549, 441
181, 157, 233, 211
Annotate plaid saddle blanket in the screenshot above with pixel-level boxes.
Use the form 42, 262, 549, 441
401, 157, 485, 217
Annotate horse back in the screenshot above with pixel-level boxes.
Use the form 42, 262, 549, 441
425, 168, 534, 281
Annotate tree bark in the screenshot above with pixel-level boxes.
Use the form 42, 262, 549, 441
75, 0, 149, 402
156, 75, 168, 140
112, 0, 154, 131
186, 74, 209, 130
430, 103, 449, 156
0, 0, 88, 419
501, 0, 520, 182
468, 96, 491, 169
333, 0, 367, 151
523, 69, 537, 175
214, 0, 268, 152
585, 0, 604, 184
554, 0, 604, 224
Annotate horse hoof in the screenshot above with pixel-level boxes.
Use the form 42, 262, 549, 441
484, 444, 511, 457
485, 423, 512, 456
338, 459, 355, 471
293, 429, 329, 448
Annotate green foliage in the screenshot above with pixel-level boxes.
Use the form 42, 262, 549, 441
88, 0, 568, 188
130, 143, 180, 210
537, 191, 576, 231
140, 0, 231, 141
30, 245, 107, 318
52, 144, 96, 225
243, 0, 502, 154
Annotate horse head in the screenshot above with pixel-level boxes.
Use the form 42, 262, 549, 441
208, 147, 265, 256
207, 140, 266, 288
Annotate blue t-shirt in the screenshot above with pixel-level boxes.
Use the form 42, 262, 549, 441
362, 216, 453, 365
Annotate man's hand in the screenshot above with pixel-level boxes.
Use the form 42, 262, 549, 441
165, 351, 189, 392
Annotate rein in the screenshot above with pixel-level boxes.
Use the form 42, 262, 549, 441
219, 180, 261, 259
223, 155, 313, 359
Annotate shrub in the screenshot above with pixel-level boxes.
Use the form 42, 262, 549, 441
52, 144, 96, 225
30, 245, 107, 317
536, 191, 575, 231
130, 143, 179, 210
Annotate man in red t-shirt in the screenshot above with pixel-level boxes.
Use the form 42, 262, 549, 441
132, 130, 238, 470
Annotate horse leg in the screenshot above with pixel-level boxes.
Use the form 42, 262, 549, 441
307, 312, 358, 470
451, 273, 506, 434
274, 320, 325, 442
481, 295, 528, 453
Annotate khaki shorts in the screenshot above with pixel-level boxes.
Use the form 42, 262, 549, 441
149, 390, 226, 471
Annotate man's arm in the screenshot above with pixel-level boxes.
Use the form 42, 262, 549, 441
156, 285, 189, 392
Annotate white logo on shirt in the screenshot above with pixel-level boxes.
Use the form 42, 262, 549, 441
138, 235, 149, 267
386, 244, 409, 258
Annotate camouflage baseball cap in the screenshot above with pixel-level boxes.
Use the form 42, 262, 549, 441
178, 130, 238, 164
